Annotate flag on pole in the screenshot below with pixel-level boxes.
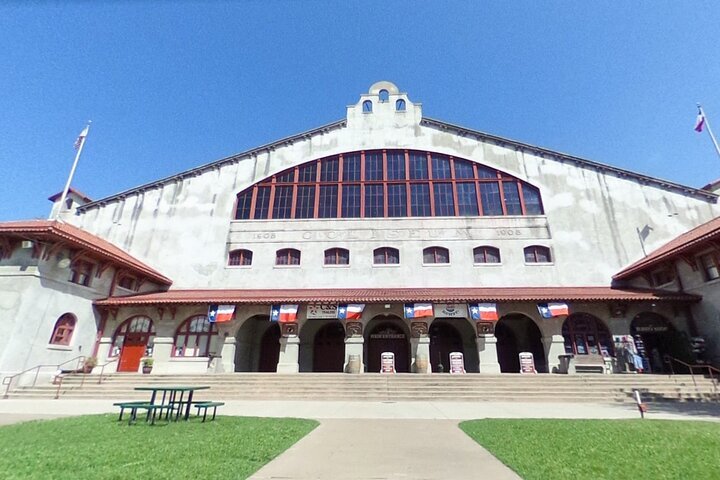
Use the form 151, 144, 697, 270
695, 112, 706, 133
208, 304, 235, 323
338, 304, 365, 320
74, 126, 89, 149
537, 302, 569, 318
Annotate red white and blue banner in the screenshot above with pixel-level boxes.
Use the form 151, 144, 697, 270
338, 304, 365, 320
270, 304, 299, 323
208, 304, 235, 323
404, 303, 433, 319
469, 303, 499, 321
537, 302, 569, 318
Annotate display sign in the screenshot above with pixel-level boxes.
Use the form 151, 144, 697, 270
449, 352, 466, 374
380, 352, 396, 373
519, 352, 536, 374
306, 304, 338, 319
433, 303, 468, 318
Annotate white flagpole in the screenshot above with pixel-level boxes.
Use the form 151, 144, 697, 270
54, 122, 91, 221
698, 104, 720, 160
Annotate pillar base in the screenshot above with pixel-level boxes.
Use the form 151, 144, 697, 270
277, 336, 300, 373
344, 336, 364, 373
477, 334, 501, 374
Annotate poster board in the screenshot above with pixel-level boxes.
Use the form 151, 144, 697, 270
449, 352, 466, 374
518, 351, 536, 374
380, 352, 396, 373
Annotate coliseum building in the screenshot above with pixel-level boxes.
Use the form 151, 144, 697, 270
2, 82, 719, 378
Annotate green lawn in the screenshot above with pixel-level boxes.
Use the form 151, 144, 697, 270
0, 414, 318, 480
460, 419, 720, 480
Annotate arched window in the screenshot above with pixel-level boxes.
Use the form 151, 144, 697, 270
173, 315, 218, 357
474, 246, 501, 264
379, 89, 389, 102
423, 246, 450, 264
49, 313, 76, 346
228, 249, 253, 266
362, 100, 373, 112
562, 313, 614, 356
396, 99, 406, 111
324, 248, 349, 265
111, 316, 155, 357
524, 245, 552, 263
234, 150, 544, 220
373, 247, 400, 265
276, 248, 301, 266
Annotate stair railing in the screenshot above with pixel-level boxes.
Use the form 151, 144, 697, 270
664, 355, 719, 394
3, 356, 85, 399
53, 358, 118, 399
96, 358, 118, 384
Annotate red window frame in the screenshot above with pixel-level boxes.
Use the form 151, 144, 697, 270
562, 314, 614, 356
324, 248, 350, 265
111, 316, 155, 357
172, 315, 218, 357
276, 248, 301, 266
49, 313, 76, 346
524, 245, 552, 263
228, 249, 253, 266
473, 246, 501, 264
373, 247, 400, 265
423, 246, 450, 264
69, 259, 94, 287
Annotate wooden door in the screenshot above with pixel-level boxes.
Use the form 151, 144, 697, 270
313, 322, 345, 372
118, 334, 146, 372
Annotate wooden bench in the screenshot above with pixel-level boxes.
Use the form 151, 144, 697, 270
113, 401, 173, 425
193, 401, 225, 422
568, 354, 612, 374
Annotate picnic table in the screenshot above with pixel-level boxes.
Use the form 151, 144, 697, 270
134, 385, 210, 421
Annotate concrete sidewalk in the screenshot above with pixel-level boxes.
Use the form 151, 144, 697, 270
249, 419, 521, 480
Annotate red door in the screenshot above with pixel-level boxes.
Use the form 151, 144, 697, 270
118, 333, 147, 372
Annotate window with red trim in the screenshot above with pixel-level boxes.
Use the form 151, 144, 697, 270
373, 247, 399, 265
524, 245, 552, 263
473, 246, 501, 264
69, 259, 94, 287
324, 248, 349, 265
117, 276, 137, 290
276, 248, 301, 266
228, 249, 253, 266
423, 246, 450, 264
173, 315, 218, 357
49, 313, 76, 346
111, 316, 155, 357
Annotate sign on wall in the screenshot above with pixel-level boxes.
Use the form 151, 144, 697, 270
519, 352, 537, 374
433, 303, 468, 318
380, 352, 396, 373
449, 352, 466, 374
306, 304, 339, 319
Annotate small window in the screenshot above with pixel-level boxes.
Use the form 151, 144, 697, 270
650, 268, 674, 287
379, 89, 389, 102
423, 246, 450, 264
699, 253, 720, 281
396, 99, 406, 111
49, 313, 76, 346
474, 246, 501, 264
69, 259, 94, 287
117, 276, 137, 290
276, 248, 301, 266
173, 315, 218, 357
229, 249, 253, 266
362, 100, 373, 113
524, 245, 552, 263
324, 248, 349, 265
373, 247, 400, 265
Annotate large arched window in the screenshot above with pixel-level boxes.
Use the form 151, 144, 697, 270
562, 313, 614, 356
173, 315, 218, 357
234, 150, 544, 220
423, 246, 449, 264
49, 313, 76, 346
474, 246, 501, 264
228, 249, 253, 266
111, 316, 155, 357
324, 248, 349, 265
524, 245, 552, 263
373, 247, 400, 265
276, 248, 301, 266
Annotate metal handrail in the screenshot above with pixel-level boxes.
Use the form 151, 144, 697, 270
97, 359, 118, 384
3, 356, 85, 399
54, 358, 118, 399
664, 355, 719, 393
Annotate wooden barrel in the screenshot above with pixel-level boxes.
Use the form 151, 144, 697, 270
347, 354, 361, 374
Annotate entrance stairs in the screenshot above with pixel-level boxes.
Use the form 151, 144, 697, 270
6, 373, 720, 403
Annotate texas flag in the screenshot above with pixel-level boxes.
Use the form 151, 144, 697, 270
270, 304, 299, 323
404, 303, 433, 319
469, 303, 499, 321
208, 304, 235, 323
338, 304, 365, 320
695, 112, 705, 132
537, 302, 569, 318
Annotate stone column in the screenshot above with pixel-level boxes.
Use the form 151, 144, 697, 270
276, 323, 300, 373
151, 336, 173, 374
218, 335, 236, 373
96, 337, 113, 363
543, 335, 567, 373
476, 334, 501, 374
344, 321, 364, 373
410, 321, 431, 373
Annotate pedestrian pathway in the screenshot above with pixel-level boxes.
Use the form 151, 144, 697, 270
249, 419, 521, 480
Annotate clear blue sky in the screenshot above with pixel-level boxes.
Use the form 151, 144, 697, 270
2, 2, 719, 221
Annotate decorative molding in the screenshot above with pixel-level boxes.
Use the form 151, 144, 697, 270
345, 322, 363, 337
477, 321, 495, 336
410, 321, 428, 337
281, 322, 298, 337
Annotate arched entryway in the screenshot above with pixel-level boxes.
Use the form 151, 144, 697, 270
313, 322, 345, 372
112, 316, 155, 373
495, 314, 546, 373
562, 313, 614, 357
235, 316, 281, 372
429, 321, 463, 373
631, 312, 686, 373
366, 319, 410, 373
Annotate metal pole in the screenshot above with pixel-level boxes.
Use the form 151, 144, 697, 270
698, 105, 720, 160
54, 122, 91, 220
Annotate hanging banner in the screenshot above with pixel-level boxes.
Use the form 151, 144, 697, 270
519, 352, 537, 374
306, 304, 338, 319
449, 352, 466, 374
380, 352, 396, 373
433, 303, 467, 318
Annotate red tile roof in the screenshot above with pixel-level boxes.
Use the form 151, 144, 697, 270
0, 220, 172, 286
614, 217, 720, 280
94, 286, 699, 306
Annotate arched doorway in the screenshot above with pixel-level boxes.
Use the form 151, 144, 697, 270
495, 314, 546, 373
112, 316, 155, 373
429, 321, 463, 372
562, 313, 614, 357
367, 322, 410, 373
631, 312, 685, 373
313, 322, 345, 372
258, 323, 281, 372
235, 316, 281, 372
